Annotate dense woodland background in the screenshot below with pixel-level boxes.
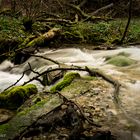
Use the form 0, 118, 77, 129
0, 0, 140, 63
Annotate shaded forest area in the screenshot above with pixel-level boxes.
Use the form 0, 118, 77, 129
0, 0, 140, 64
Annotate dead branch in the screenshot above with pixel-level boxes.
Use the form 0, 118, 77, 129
22, 66, 120, 87
36, 12, 60, 19
91, 3, 114, 16
23, 53, 60, 65
28, 63, 47, 86
37, 18, 75, 25
3, 69, 30, 92
66, 3, 86, 18
66, 3, 111, 22
22, 66, 121, 105
56, 92, 101, 127
22, 67, 86, 86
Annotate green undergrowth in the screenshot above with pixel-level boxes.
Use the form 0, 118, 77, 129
0, 84, 38, 110
0, 15, 140, 62
0, 16, 29, 62
0, 16, 24, 39
60, 18, 140, 45
50, 72, 80, 92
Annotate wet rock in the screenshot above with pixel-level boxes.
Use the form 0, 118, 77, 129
0, 94, 63, 140
107, 55, 136, 67
0, 109, 14, 124
0, 84, 38, 110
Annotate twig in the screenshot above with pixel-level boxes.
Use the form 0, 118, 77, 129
25, 53, 60, 65
56, 91, 101, 127
3, 69, 30, 91
28, 63, 47, 85
91, 3, 114, 16
22, 67, 86, 86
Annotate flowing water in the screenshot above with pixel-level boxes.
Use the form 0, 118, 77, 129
0, 45, 140, 139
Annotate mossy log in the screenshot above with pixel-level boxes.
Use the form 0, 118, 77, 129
26, 28, 60, 48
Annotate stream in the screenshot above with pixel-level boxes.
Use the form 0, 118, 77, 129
0, 45, 140, 140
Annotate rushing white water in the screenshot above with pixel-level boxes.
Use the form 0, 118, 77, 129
0, 71, 29, 92
0, 46, 140, 139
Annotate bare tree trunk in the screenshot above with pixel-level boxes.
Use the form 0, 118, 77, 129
11, 0, 16, 13
120, 0, 132, 44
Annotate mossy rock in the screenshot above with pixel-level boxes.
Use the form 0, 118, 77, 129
0, 94, 63, 140
107, 55, 136, 67
0, 84, 38, 110
50, 72, 80, 92
61, 78, 94, 99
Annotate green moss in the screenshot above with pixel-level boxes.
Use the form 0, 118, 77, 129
62, 78, 94, 96
26, 35, 46, 48
107, 55, 136, 67
0, 84, 37, 110
0, 94, 63, 140
50, 72, 80, 92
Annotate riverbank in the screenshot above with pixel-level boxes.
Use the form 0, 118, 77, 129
0, 15, 140, 63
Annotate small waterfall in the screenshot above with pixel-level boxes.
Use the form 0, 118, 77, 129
0, 60, 43, 92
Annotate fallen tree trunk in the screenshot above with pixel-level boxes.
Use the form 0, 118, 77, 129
13, 28, 60, 64
26, 28, 61, 48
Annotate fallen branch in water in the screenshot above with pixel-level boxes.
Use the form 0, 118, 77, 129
85, 67, 121, 104
3, 69, 30, 91
4, 64, 121, 105
23, 53, 60, 65
21, 66, 121, 104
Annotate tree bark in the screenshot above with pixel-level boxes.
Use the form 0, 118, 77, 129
120, 0, 132, 44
